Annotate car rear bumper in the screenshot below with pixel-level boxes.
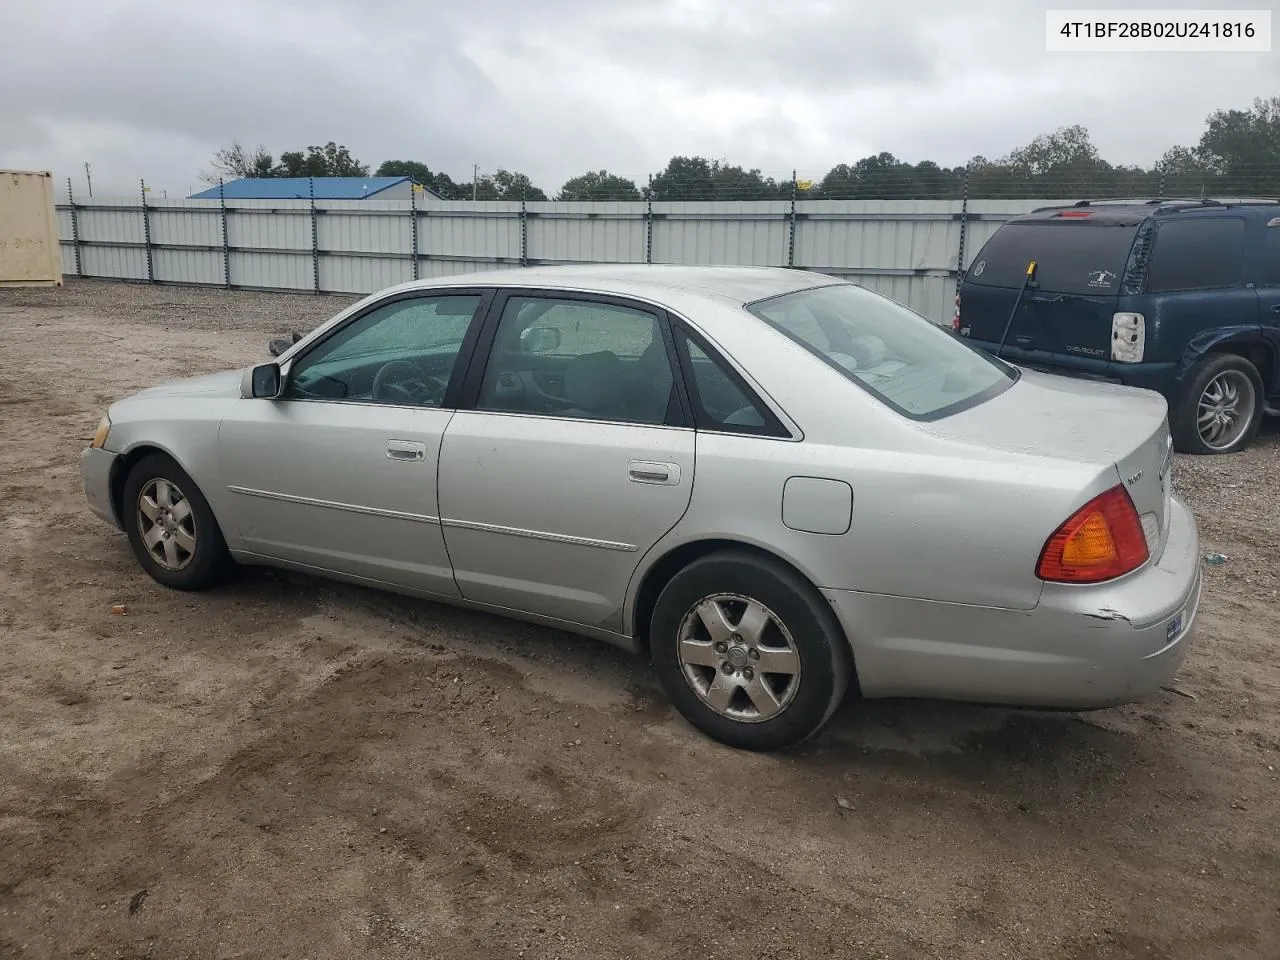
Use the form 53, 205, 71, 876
81, 446, 121, 530
823, 494, 1202, 709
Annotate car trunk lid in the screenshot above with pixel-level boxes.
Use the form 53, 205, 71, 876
926, 369, 1174, 560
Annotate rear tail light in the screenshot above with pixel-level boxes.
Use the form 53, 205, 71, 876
952, 294, 961, 333
1111, 312, 1145, 363
1036, 485, 1149, 583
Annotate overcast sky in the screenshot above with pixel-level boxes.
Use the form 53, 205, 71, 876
2, 0, 1276, 197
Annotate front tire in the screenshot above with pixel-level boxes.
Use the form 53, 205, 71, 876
650, 550, 853, 751
1171, 354, 1264, 455
121, 453, 233, 590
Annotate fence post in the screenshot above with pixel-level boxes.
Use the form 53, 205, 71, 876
67, 178, 83, 279
520, 188, 528, 267
309, 177, 320, 294
955, 164, 970, 301
140, 179, 154, 283
645, 175, 654, 264
409, 184, 420, 281
219, 179, 231, 288
787, 170, 797, 268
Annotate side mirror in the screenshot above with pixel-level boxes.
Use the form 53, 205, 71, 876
520, 326, 561, 354
249, 362, 283, 399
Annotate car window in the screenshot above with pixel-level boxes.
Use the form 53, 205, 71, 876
679, 335, 777, 434
285, 294, 483, 407
476, 296, 676, 425
965, 222, 1139, 295
748, 283, 1016, 420
1147, 218, 1246, 293
1261, 217, 1280, 286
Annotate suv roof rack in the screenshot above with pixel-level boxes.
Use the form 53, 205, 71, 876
1070, 197, 1280, 208
1028, 197, 1280, 215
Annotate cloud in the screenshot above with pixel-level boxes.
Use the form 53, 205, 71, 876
1, 0, 1275, 197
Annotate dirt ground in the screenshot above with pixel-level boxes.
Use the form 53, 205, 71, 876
1, 280, 1277, 960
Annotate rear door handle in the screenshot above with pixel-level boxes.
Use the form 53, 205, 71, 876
1271, 304, 1280, 314
386, 439, 427, 462
628, 460, 681, 485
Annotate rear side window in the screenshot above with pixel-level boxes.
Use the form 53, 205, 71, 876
1147, 218, 1245, 293
965, 222, 1139, 295
1261, 218, 1280, 286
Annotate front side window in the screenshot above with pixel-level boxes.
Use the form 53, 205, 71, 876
748, 283, 1016, 420
1147, 218, 1246, 293
286, 294, 483, 407
476, 296, 677, 425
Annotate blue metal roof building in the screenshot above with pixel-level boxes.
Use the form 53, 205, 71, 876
189, 176, 426, 200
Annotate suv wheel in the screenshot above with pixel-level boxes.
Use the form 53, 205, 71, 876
1171, 354, 1264, 455
649, 550, 853, 751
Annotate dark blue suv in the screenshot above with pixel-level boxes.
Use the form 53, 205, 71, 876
956, 199, 1280, 454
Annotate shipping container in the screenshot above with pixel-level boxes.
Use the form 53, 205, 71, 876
1, 170, 62, 287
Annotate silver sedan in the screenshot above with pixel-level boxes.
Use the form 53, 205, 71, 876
81, 265, 1202, 750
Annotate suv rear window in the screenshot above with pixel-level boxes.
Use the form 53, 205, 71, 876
1147, 217, 1246, 293
966, 222, 1139, 295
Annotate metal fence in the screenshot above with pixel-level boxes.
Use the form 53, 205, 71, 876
53, 182, 1061, 326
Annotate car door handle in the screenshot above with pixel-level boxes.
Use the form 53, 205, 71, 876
386, 439, 427, 462
628, 460, 681, 485
1271, 304, 1280, 314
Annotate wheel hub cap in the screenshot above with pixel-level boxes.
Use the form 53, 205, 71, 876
676, 593, 802, 723
136, 478, 197, 571
1197, 370, 1255, 450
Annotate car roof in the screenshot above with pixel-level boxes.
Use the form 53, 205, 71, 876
394, 264, 843, 307
1013, 198, 1280, 226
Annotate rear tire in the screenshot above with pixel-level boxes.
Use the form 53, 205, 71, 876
1170, 354, 1264, 455
650, 550, 853, 751
122, 453, 233, 590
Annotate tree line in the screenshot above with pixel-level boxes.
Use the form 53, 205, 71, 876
202, 96, 1280, 201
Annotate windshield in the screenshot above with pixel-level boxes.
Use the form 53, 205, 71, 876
747, 283, 1017, 420
965, 222, 1140, 295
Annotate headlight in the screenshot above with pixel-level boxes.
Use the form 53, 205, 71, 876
91, 414, 111, 449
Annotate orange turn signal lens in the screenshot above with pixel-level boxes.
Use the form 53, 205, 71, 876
1037, 485, 1149, 583
91, 415, 111, 449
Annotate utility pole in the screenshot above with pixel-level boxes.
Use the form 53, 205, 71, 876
84, 162, 93, 197
472, 164, 479, 201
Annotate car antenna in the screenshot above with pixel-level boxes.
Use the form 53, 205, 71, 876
995, 260, 1038, 360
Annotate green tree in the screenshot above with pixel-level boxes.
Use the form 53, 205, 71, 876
1197, 96, 1280, 193
557, 170, 642, 201
375, 160, 464, 198
275, 142, 369, 178
648, 156, 786, 200
469, 169, 547, 201
999, 125, 1115, 197
816, 153, 962, 199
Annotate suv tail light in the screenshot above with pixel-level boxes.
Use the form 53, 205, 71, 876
1110, 312, 1145, 363
1037, 485, 1149, 583
952, 294, 961, 333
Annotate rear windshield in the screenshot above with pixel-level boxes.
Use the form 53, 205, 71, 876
747, 284, 1017, 420
966, 222, 1139, 295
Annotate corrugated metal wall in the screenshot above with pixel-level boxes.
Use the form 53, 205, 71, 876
53, 194, 1062, 325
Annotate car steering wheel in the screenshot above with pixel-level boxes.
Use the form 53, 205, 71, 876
372, 361, 446, 406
